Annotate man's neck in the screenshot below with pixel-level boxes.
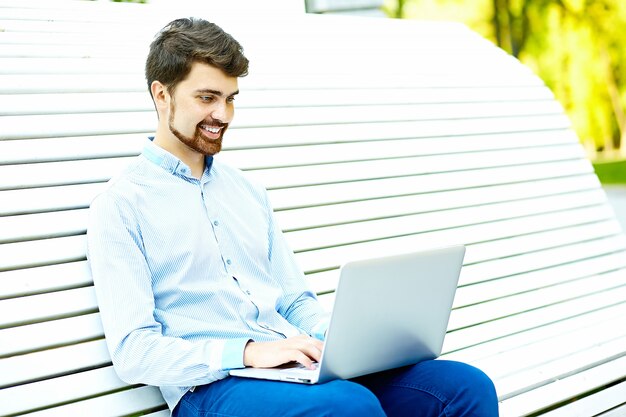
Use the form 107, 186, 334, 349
153, 131, 205, 179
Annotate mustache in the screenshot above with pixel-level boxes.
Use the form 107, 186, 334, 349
199, 118, 228, 128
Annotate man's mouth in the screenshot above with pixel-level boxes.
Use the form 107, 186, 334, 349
200, 124, 222, 135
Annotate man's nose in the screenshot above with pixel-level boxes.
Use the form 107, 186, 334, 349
211, 101, 232, 122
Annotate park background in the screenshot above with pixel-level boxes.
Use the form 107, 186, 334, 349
126, 0, 626, 184
380, 0, 626, 185
112, 0, 626, 227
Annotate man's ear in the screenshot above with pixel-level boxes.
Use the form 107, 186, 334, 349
151, 80, 169, 110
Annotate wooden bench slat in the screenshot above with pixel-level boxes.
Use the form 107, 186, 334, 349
0, 74, 145, 94
25, 385, 167, 417
0, 112, 155, 140
462, 216, 619, 263
268, 161, 593, 209
0, 101, 564, 140
307, 244, 626, 299
0, 157, 134, 191
0, 286, 96, 328
493, 329, 626, 399
443, 300, 626, 364
308, 235, 626, 296
225, 116, 571, 149
221, 131, 576, 169
461, 235, 626, 285
0, 209, 88, 244
0, 91, 146, 119
0, 88, 558, 116
0, 31, 140, 49
450, 267, 626, 331
0, 86, 555, 115
0, 234, 86, 272
0, 313, 103, 357
248, 144, 585, 189
240, 101, 564, 128
0, 158, 592, 212
0, 133, 144, 165
0, 339, 109, 388
277, 176, 601, 230
481, 312, 626, 384
0, 366, 127, 416
0, 58, 144, 76
0, 183, 105, 216
294, 217, 622, 273
0, 183, 603, 245
0, 260, 90, 299
1, 34, 533, 66
0, 42, 143, 58
456, 251, 626, 307
541, 380, 626, 417
497, 355, 626, 416
0, 64, 543, 92
0, 1, 154, 18
0, 128, 575, 166
284, 196, 609, 252
0, 143, 584, 191
444, 280, 626, 352
0, 202, 615, 274
0, 161, 597, 218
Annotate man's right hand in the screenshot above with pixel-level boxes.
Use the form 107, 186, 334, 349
243, 335, 323, 370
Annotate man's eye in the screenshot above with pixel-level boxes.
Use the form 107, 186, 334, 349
227, 96, 236, 103
200, 96, 214, 102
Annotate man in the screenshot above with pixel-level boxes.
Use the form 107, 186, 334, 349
87, 17, 499, 416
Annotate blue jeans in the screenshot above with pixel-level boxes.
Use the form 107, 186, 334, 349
173, 360, 499, 416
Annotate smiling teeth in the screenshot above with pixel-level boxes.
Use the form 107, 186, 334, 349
202, 125, 220, 134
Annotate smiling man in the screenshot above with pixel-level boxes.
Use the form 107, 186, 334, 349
87, 17, 499, 417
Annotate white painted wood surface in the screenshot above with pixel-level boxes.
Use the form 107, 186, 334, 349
1, 1, 625, 416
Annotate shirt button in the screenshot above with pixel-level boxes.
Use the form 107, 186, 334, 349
245, 290, 251, 295
213, 220, 219, 226
226, 259, 232, 265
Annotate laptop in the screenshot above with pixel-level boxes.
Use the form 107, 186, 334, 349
229, 245, 465, 384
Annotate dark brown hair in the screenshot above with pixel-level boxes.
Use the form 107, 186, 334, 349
145, 17, 249, 98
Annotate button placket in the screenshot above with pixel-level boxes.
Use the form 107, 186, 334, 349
203, 192, 233, 273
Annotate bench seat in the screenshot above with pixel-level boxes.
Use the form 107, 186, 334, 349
1, 1, 625, 415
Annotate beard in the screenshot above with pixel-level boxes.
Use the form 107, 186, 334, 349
168, 102, 228, 156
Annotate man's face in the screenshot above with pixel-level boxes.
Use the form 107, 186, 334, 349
167, 62, 239, 156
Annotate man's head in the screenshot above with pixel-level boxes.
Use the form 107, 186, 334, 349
146, 17, 249, 98
146, 18, 249, 157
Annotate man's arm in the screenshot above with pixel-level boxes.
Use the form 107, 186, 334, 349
262, 188, 332, 337
87, 192, 246, 386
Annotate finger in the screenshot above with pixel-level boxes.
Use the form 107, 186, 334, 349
300, 342, 323, 362
290, 350, 316, 370
292, 335, 324, 352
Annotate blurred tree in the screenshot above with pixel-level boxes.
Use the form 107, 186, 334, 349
382, 0, 626, 159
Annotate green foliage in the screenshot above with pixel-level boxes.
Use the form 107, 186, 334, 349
383, 0, 626, 160
593, 159, 626, 184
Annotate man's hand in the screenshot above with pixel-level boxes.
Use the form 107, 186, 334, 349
243, 335, 323, 370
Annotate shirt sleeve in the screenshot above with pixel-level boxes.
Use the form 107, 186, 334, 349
261, 188, 331, 336
87, 191, 247, 387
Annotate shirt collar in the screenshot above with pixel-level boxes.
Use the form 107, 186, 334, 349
142, 137, 214, 181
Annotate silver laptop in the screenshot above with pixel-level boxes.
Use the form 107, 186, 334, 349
229, 245, 465, 384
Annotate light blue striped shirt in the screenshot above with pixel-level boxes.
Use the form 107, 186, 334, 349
87, 139, 329, 411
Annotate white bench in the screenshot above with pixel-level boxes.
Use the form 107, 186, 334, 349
2, 1, 626, 416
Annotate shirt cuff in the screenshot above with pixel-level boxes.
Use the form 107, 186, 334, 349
311, 315, 331, 341
209, 338, 251, 371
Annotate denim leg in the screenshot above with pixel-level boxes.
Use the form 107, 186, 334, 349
353, 360, 499, 417
173, 376, 386, 417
